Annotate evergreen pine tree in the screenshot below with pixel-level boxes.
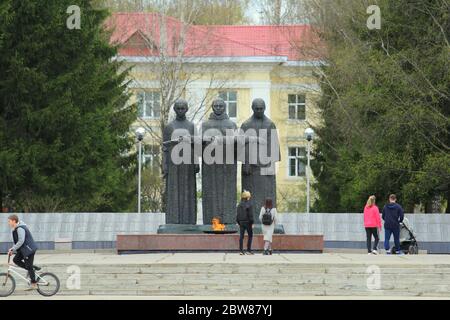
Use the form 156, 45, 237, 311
0, 0, 136, 212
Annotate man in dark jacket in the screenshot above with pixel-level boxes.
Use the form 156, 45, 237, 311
236, 190, 254, 255
7, 215, 39, 290
382, 194, 404, 255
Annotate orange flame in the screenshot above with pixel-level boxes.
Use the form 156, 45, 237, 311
211, 217, 225, 231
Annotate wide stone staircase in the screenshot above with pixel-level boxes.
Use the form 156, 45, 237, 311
9, 253, 450, 297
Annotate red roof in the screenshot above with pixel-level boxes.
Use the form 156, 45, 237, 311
108, 13, 322, 61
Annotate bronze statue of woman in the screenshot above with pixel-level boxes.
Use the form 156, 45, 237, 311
201, 98, 237, 224
162, 99, 199, 224
240, 98, 280, 222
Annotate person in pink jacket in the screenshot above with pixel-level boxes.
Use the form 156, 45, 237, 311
363, 195, 382, 255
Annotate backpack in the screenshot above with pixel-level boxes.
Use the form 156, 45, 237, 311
261, 208, 273, 226
237, 202, 249, 222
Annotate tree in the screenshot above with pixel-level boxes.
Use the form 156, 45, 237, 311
255, 0, 309, 25
98, 0, 250, 25
140, 162, 164, 212
164, 0, 250, 25
93, 0, 149, 12
306, 0, 450, 212
0, 0, 136, 212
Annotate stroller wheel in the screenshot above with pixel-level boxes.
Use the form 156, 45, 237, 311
409, 244, 419, 255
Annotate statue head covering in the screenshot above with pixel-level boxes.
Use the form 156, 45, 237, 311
173, 99, 188, 120
212, 98, 226, 115
209, 98, 229, 120
251, 98, 266, 119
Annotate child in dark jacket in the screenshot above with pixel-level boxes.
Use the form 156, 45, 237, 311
8, 215, 39, 290
382, 194, 404, 254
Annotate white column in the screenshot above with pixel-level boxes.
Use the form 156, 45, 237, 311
185, 86, 207, 125
250, 82, 271, 117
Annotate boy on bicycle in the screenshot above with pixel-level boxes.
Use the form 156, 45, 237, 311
7, 215, 38, 290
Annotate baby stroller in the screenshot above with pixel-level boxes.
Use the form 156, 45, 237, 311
390, 218, 419, 254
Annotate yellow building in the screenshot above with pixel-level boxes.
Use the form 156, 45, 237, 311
111, 13, 322, 212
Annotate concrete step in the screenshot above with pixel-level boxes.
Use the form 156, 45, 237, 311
36, 264, 450, 272
6, 261, 450, 297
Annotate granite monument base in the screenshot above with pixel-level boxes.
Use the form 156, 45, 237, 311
117, 234, 323, 253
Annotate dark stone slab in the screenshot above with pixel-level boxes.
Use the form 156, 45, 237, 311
0, 241, 54, 254
117, 234, 323, 253
157, 224, 285, 234
72, 241, 115, 250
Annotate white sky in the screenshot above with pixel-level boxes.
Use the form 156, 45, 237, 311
246, 0, 263, 24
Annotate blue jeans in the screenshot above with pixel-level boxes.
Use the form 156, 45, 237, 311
384, 227, 400, 252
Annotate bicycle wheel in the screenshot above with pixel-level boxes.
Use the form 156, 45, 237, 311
0, 273, 16, 297
36, 272, 60, 297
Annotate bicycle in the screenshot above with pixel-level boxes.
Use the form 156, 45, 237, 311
0, 254, 60, 297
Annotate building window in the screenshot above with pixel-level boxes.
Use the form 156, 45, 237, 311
288, 94, 306, 120
142, 145, 160, 170
219, 91, 237, 118
288, 147, 306, 177
137, 91, 161, 119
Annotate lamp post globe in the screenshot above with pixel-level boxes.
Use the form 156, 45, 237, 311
304, 127, 315, 142
135, 127, 146, 141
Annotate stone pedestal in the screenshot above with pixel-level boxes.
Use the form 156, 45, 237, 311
117, 234, 323, 253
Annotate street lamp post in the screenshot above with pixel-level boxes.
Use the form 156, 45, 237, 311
135, 127, 146, 213
304, 128, 315, 214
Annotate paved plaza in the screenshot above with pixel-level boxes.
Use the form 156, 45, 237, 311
1, 252, 450, 299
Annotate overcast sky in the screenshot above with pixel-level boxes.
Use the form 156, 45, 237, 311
247, 0, 263, 24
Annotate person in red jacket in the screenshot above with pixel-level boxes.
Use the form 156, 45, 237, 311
363, 195, 382, 255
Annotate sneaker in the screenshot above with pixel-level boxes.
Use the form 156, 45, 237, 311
386, 251, 391, 255
269, 250, 273, 255
368, 252, 372, 255
239, 251, 245, 255
263, 250, 268, 255
372, 250, 378, 255
246, 251, 254, 255
24, 283, 38, 291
